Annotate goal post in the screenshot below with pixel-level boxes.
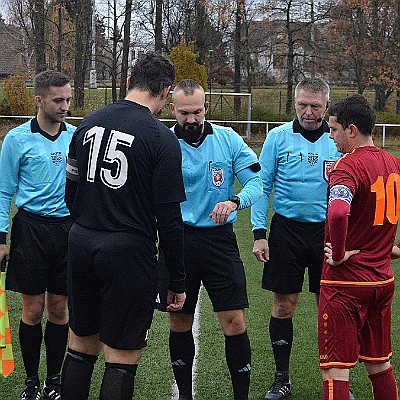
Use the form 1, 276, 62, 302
204, 91, 252, 138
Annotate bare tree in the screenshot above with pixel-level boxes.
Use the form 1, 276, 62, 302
195, 0, 206, 63
46, 1, 75, 75
258, 0, 332, 115
119, 0, 132, 99
6, 0, 46, 74
30, 0, 46, 72
155, 0, 163, 52
234, 0, 245, 113
397, 0, 400, 113
329, 0, 398, 111
65, 0, 92, 108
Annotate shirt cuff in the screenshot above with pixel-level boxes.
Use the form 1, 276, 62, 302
0, 232, 7, 245
253, 229, 267, 241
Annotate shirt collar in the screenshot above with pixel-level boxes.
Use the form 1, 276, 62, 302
31, 117, 67, 141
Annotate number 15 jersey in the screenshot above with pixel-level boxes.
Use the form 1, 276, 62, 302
323, 146, 400, 284
65, 100, 186, 241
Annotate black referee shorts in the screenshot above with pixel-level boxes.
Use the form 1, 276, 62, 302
6, 209, 71, 296
68, 223, 158, 350
157, 223, 249, 314
262, 213, 325, 294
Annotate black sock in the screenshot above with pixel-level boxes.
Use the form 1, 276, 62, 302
169, 329, 195, 399
19, 320, 42, 378
44, 320, 69, 378
100, 362, 137, 400
269, 316, 293, 373
225, 331, 251, 400
61, 348, 98, 400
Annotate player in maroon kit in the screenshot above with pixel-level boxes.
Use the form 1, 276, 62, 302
319, 94, 399, 400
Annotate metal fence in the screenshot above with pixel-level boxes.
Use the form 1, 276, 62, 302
1, 115, 399, 147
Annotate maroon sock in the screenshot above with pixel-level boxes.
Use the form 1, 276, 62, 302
368, 366, 398, 400
323, 379, 350, 400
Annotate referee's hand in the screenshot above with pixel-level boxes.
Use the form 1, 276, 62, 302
209, 200, 237, 225
253, 239, 269, 262
166, 291, 186, 312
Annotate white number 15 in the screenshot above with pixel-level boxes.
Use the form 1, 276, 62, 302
83, 126, 135, 189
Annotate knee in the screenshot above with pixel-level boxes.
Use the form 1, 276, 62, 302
69, 331, 102, 355
47, 296, 68, 323
272, 296, 297, 318
223, 320, 246, 336
23, 302, 45, 325
170, 313, 193, 332
219, 310, 246, 336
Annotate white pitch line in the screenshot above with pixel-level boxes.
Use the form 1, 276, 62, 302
172, 285, 203, 399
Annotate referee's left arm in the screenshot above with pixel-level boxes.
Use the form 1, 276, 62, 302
235, 166, 262, 210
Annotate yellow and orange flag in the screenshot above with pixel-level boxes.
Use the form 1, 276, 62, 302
0, 258, 14, 377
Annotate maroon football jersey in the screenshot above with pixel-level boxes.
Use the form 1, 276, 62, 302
322, 146, 400, 284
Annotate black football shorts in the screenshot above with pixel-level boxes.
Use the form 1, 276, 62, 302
157, 223, 249, 314
6, 209, 71, 296
262, 213, 325, 294
67, 223, 158, 350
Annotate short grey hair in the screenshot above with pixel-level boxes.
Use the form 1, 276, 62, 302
295, 78, 330, 102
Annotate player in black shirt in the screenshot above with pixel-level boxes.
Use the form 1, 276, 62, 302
61, 53, 186, 400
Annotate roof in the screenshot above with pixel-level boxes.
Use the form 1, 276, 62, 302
0, 21, 26, 79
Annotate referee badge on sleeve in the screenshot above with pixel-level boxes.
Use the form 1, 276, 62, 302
212, 167, 224, 187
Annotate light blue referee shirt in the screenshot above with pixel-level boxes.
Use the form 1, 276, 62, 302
173, 122, 261, 227
251, 120, 342, 232
0, 119, 75, 239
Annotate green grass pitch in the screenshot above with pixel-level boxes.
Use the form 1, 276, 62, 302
1, 148, 400, 399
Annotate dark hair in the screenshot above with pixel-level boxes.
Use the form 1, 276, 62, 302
128, 52, 175, 97
329, 95, 376, 136
172, 79, 203, 101
295, 78, 330, 103
34, 70, 70, 96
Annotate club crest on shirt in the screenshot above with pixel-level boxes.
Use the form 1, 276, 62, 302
324, 160, 335, 182
212, 167, 224, 187
308, 152, 319, 166
51, 151, 63, 166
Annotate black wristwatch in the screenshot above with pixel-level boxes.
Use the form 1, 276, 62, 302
228, 195, 240, 209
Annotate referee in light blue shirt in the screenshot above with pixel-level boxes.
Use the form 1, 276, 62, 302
251, 78, 343, 400
0, 70, 75, 400
158, 79, 261, 400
